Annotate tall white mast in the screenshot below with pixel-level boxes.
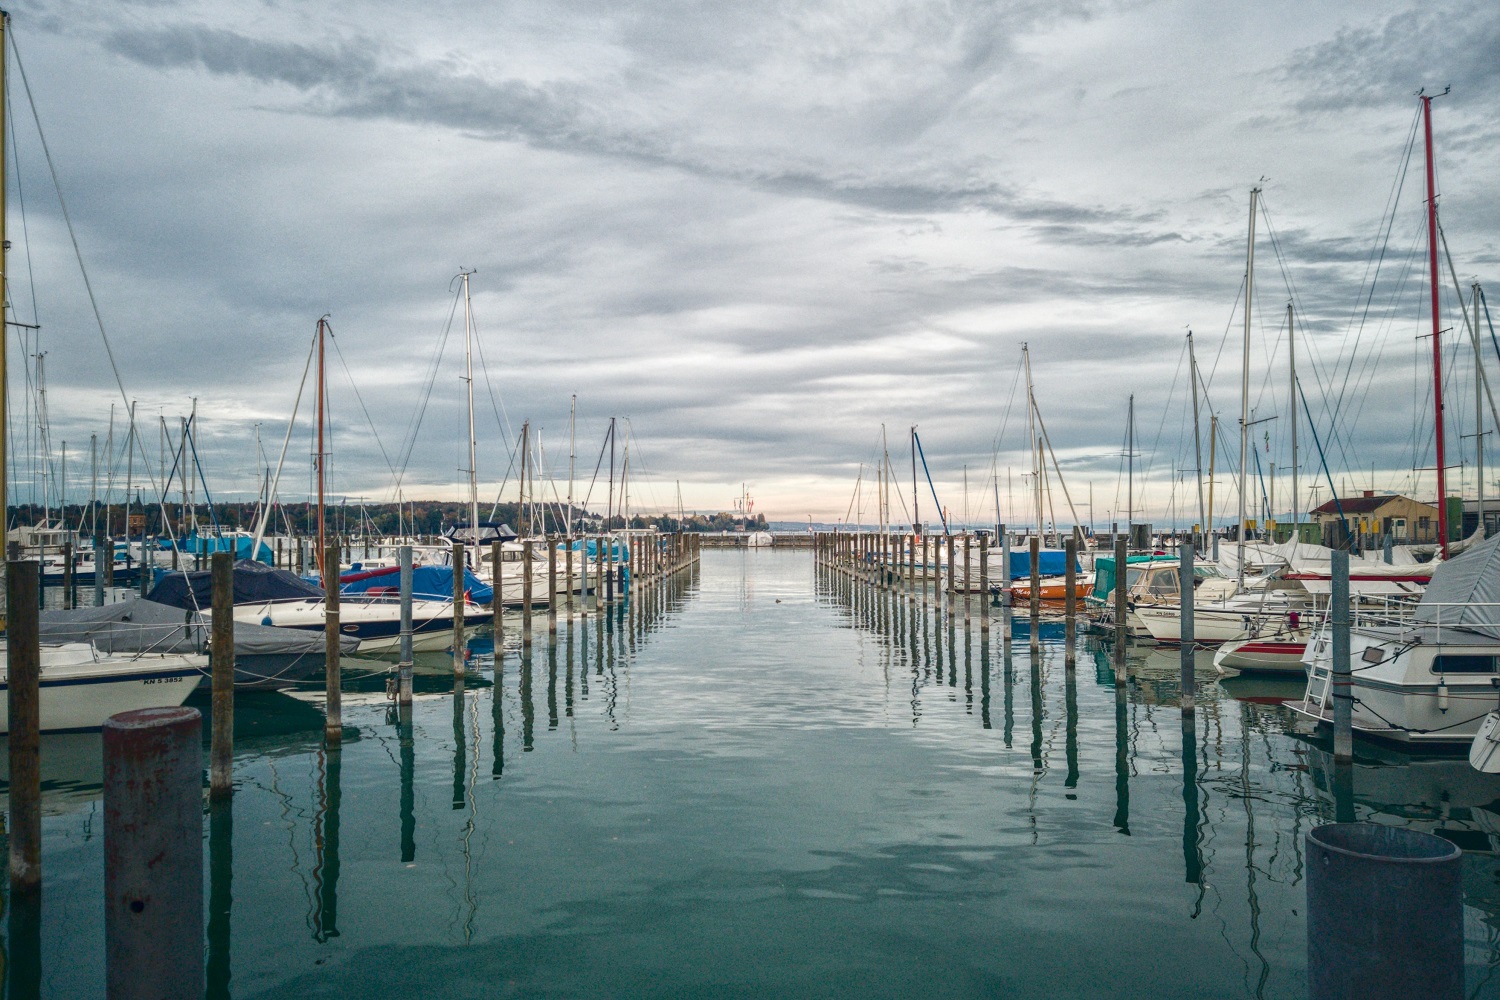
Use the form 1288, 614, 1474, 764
1477, 283, 1486, 538
1023, 344, 1041, 538
1189, 331, 1205, 543
568, 394, 576, 536
1238, 187, 1260, 589
1289, 301, 1299, 541
462, 270, 479, 563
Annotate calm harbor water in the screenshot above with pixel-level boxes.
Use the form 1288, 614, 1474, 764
7, 548, 1500, 997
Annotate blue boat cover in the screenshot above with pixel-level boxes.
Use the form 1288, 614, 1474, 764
157, 534, 274, 564
337, 565, 494, 605
149, 559, 325, 610
1006, 549, 1075, 580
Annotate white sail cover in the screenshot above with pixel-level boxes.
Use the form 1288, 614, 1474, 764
1415, 532, 1500, 638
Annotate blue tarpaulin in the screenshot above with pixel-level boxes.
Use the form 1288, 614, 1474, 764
159, 534, 274, 564
336, 564, 494, 605
1006, 549, 1074, 580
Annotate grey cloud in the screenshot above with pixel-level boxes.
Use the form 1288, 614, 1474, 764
1285, 3, 1500, 111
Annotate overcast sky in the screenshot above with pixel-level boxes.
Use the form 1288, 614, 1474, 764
7, 0, 1498, 527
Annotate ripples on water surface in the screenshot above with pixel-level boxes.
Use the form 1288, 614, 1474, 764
8, 549, 1500, 997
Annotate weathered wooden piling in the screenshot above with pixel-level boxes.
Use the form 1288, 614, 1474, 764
1331, 549, 1352, 763
565, 534, 575, 614
452, 540, 467, 675
210, 551, 235, 799
978, 535, 990, 634
62, 540, 74, 609
963, 535, 972, 623
946, 535, 956, 615
523, 539, 535, 647
1113, 536, 1128, 676
397, 546, 414, 705
1000, 528, 1013, 644
1179, 542, 1194, 714
104, 706, 204, 1000
548, 536, 558, 636
324, 543, 342, 745
1029, 536, 1041, 654
1064, 536, 1077, 665
8, 560, 42, 899
94, 527, 107, 607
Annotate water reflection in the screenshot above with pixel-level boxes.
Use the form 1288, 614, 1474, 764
207, 798, 233, 1000
311, 749, 341, 941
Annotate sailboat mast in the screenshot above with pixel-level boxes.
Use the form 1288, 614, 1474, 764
316, 317, 328, 578
1422, 95, 1449, 559
1189, 331, 1205, 543
1289, 302, 1299, 540
568, 394, 576, 536
1238, 186, 1259, 587
607, 417, 616, 531
0, 12, 9, 560
1023, 344, 1040, 538
519, 421, 530, 536
1127, 394, 1135, 534
461, 272, 479, 562
910, 426, 919, 532
1477, 283, 1486, 538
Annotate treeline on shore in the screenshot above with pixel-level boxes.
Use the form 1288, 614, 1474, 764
7, 501, 770, 536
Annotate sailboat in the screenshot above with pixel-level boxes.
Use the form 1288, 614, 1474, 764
0, 12, 202, 732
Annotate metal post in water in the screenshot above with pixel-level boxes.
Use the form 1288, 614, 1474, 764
945, 535, 956, 614
104, 706, 204, 1000
979, 535, 989, 634
7, 560, 41, 899
398, 545, 413, 705
452, 540, 467, 675
523, 540, 535, 647
1331, 548, 1352, 763
62, 540, 74, 609
1064, 536, 1077, 665
1113, 535, 1128, 676
963, 534, 972, 623
548, 535, 558, 637
1029, 536, 1041, 654
1306, 824, 1462, 1000
324, 543, 342, 745
210, 551, 235, 799
1179, 541, 1195, 716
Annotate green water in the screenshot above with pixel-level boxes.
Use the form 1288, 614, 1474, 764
9, 549, 1500, 997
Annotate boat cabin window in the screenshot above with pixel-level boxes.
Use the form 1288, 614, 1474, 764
1432, 654, 1498, 674
1147, 568, 1179, 597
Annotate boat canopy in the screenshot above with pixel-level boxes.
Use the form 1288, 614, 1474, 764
444, 522, 518, 546
39, 597, 357, 656
337, 564, 493, 605
1415, 532, 1500, 639
1004, 549, 1074, 581
148, 559, 326, 611
157, 533, 273, 564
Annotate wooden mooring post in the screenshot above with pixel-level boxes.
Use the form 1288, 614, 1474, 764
1179, 542, 1194, 715
523, 540, 535, 646
1064, 536, 1077, 666
1331, 549, 1353, 763
548, 536, 558, 637
210, 551, 235, 799
979, 535, 989, 634
398, 545, 414, 705
452, 540, 467, 675
8, 560, 41, 899
1029, 536, 1041, 654
1113, 535, 1128, 678
325, 543, 342, 744
104, 706, 204, 1000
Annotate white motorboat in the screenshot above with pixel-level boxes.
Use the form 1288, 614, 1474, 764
0, 642, 202, 734
1289, 534, 1500, 747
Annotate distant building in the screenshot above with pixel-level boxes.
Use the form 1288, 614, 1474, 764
1310, 491, 1440, 548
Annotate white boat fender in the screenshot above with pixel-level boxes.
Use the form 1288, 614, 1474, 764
1437, 681, 1449, 713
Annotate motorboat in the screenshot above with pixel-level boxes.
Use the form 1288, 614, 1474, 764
0, 640, 201, 733
1289, 533, 1500, 746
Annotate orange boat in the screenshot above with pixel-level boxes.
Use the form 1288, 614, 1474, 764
1009, 575, 1093, 602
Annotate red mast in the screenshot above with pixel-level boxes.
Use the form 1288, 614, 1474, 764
1423, 94, 1448, 559
316, 317, 329, 579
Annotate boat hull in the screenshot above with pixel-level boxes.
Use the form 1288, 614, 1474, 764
0, 648, 202, 734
